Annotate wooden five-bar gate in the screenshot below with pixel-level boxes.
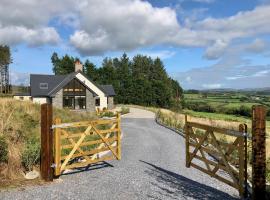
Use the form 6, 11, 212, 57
52, 114, 121, 176
185, 116, 248, 198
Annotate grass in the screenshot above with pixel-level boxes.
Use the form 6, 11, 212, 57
0, 98, 96, 182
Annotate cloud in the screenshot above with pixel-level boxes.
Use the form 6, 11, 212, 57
192, 0, 215, 3
10, 71, 30, 86
176, 63, 270, 89
246, 38, 267, 53
202, 83, 222, 89
0, 26, 60, 46
204, 39, 228, 60
1, 0, 270, 56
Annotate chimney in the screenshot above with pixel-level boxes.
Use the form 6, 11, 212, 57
75, 60, 83, 72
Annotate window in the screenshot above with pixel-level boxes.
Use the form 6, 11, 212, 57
95, 98, 100, 106
40, 83, 48, 89
63, 79, 86, 109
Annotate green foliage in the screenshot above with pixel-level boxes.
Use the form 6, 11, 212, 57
0, 136, 8, 163
51, 53, 184, 109
100, 111, 115, 118
0, 45, 11, 67
120, 107, 130, 115
22, 136, 40, 171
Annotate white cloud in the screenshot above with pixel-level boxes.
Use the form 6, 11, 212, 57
204, 39, 228, 59
202, 83, 222, 89
253, 70, 270, 77
10, 71, 30, 86
1, 0, 270, 56
246, 38, 266, 53
0, 26, 60, 46
192, 0, 215, 3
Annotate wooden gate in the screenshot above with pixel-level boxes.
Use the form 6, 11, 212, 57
52, 113, 121, 176
184, 116, 248, 197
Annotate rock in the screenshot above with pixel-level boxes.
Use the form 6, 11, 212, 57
24, 170, 40, 180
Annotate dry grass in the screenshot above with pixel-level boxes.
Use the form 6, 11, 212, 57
0, 98, 96, 182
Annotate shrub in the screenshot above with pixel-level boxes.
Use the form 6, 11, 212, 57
121, 107, 130, 115
101, 111, 115, 118
22, 136, 40, 171
0, 136, 8, 163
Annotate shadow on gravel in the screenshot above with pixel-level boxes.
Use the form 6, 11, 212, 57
140, 160, 238, 200
61, 162, 113, 176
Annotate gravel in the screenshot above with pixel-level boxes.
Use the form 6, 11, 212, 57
0, 108, 239, 200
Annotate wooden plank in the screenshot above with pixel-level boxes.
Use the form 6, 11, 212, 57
60, 125, 92, 171
54, 119, 117, 129
188, 129, 210, 165
209, 131, 239, 188
54, 118, 61, 176
186, 122, 245, 137
62, 155, 114, 171
40, 103, 53, 181
238, 124, 245, 198
117, 113, 121, 160
61, 136, 117, 149
61, 146, 117, 160
190, 163, 238, 189
61, 129, 91, 162
185, 115, 190, 168
60, 129, 117, 139
92, 125, 119, 159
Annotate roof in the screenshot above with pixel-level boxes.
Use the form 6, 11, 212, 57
100, 85, 116, 96
29, 72, 115, 97
14, 92, 30, 96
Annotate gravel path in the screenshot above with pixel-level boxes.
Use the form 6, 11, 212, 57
0, 108, 239, 200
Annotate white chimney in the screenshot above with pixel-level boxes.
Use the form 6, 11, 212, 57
75, 60, 83, 72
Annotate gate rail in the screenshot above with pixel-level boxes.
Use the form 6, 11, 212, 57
185, 116, 248, 197
52, 113, 121, 176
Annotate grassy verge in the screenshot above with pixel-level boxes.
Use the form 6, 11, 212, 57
0, 98, 96, 182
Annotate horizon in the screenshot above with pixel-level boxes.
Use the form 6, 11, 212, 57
2, 0, 270, 90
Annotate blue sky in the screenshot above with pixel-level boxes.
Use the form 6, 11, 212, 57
1, 0, 270, 89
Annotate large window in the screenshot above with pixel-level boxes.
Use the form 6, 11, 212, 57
63, 79, 86, 109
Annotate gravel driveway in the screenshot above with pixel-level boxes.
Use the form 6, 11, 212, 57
0, 108, 239, 200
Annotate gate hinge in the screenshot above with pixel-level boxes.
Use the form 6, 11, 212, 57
51, 163, 57, 168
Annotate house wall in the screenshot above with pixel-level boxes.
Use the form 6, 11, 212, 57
14, 96, 32, 101
76, 73, 107, 109
107, 97, 114, 110
86, 90, 95, 112
33, 97, 48, 104
52, 89, 63, 108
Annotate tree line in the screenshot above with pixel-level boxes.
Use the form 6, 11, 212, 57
51, 52, 183, 110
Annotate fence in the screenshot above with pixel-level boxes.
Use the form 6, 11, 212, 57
185, 116, 247, 197
40, 103, 121, 179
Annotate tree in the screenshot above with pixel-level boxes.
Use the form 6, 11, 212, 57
0, 46, 11, 67
84, 59, 97, 81
51, 52, 77, 75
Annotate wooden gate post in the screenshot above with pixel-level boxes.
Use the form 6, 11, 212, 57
185, 115, 190, 168
252, 105, 266, 200
117, 113, 121, 160
40, 103, 54, 181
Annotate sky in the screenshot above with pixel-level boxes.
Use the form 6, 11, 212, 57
1, 0, 270, 89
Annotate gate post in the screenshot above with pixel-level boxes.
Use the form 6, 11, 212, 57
252, 105, 266, 200
185, 115, 190, 168
40, 103, 54, 181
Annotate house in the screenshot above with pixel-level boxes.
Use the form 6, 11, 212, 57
13, 61, 115, 112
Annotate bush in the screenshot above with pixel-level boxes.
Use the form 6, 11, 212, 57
121, 107, 130, 115
22, 136, 40, 171
100, 111, 115, 118
0, 136, 8, 163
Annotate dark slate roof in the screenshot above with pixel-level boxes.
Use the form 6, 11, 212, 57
30, 74, 67, 97
100, 85, 116, 96
14, 92, 30, 96
29, 72, 115, 97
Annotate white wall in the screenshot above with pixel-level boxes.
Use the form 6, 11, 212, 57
13, 96, 32, 101
76, 73, 107, 109
33, 97, 48, 104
